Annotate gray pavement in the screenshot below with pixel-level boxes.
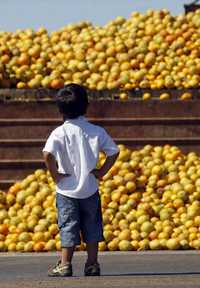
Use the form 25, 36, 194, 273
1, 251, 200, 288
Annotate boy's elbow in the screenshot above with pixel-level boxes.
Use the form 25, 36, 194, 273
114, 151, 119, 159
108, 151, 119, 161
43, 151, 51, 161
115, 151, 119, 160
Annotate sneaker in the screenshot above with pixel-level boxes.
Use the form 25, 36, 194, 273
48, 260, 73, 277
84, 262, 101, 276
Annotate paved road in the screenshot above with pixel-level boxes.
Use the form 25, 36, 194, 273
1, 251, 200, 288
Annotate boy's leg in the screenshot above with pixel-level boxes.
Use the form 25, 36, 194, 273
61, 246, 75, 266
48, 246, 74, 277
56, 192, 81, 261
84, 241, 100, 276
48, 193, 81, 276
80, 192, 104, 276
85, 241, 98, 265
80, 192, 104, 264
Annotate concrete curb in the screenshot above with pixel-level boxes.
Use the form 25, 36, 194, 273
1, 250, 200, 257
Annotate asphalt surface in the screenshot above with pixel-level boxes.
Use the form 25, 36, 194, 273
1, 251, 200, 288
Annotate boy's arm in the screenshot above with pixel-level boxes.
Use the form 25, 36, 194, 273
92, 152, 119, 179
43, 151, 68, 183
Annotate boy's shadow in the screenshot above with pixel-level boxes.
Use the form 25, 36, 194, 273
102, 271, 200, 277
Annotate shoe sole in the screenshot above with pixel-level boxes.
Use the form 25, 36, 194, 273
48, 273, 73, 277
84, 273, 100, 276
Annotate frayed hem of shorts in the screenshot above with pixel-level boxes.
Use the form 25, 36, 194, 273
83, 238, 104, 244
61, 243, 81, 248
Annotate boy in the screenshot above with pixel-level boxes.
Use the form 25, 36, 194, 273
43, 84, 119, 277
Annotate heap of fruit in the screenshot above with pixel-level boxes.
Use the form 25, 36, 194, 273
1, 144, 200, 251
0, 9, 200, 91
0, 170, 61, 252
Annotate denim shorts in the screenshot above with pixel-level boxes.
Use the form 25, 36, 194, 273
56, 191, 104, 247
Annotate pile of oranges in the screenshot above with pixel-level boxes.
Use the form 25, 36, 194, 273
1, 144, 200, 251
0, 170, 60, 252
0, 9, 200, 92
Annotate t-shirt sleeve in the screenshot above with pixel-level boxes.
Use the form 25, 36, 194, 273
100, 128, 119, 156
43, 131, 60, 159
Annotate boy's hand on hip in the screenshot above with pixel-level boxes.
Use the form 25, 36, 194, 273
91, 168, 104, 179
91, 153, 119, 180
56, 173, 70, 183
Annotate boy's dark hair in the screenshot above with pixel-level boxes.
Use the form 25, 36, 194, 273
56, 84, 88, 119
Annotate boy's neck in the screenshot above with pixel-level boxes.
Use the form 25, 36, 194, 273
63, 115, 85, 122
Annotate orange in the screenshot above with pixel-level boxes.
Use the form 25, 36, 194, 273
34, 242, 45, 252
0, 224, 9, 236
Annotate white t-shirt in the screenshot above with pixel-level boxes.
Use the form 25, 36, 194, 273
43, 116, 119, 199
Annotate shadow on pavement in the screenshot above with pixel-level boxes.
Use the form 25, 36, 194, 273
102, 271, 200, 276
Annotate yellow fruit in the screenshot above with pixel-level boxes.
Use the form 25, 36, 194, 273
180, 92, 192, 100
31, 205, 43, 217
24, 241, 34, 252
32, 232, 45, 242
140, 221, 154, 234
18, 232, 32, 242
149, 239, 161, 250
6, 194, 15, 206
48, 224, 59, 236
0, 8, 199, 92
159, 93, 170, 100
56, 240, 61, 251
27, 218, 38, 231
118, 240, 133, 251
0, 210, 8, 224
43, 231, 51, 241
0, 241, 7, 252
17, 222, 28, 233
34, 224, 47, 233
33, 242, 45, 252
16, 242, 25, 252
46, 212, 57, 224
166, 239, 180, 250
142, 93, 151, 100
107, 238, 119, 251
103, 230, 114, 242
138, 239, 149, 251
50, 78, 64, 89
118, 229, 131, 241
7, 243, 17, 252
119, 92, 128, 101
118, 219, 129, 230
45, 240, 56, 251
98, 241, 107, 251
0, 224, 9, 236
3, 144, 200, 252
